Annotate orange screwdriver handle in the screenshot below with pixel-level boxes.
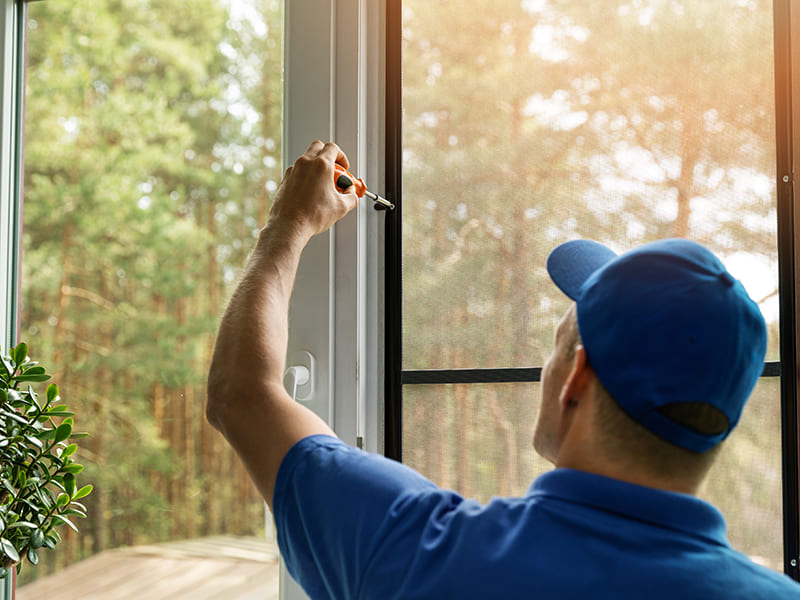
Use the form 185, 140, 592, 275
334, 164, 367, 197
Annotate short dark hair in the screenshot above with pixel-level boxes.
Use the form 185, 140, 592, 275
592, 380, 723, 480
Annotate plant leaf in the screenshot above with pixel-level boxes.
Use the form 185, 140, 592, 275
26, 547, 39, 565
23, 435, 43, 450
36, 488, 53, 509
54, 422, 72, 444
61, 443, 78, 458
0, 356, 14, 379
4, 390, 21, 404
0, 409, 27, 425
11, 343, 27, 367
51, 514, 79, 533
73, 484, 93, 500
29, 529, 44, 549
6, 521, 36, 530
22, 476, 41, 490
1, 479, 15, 497
63, 473, 76, 497
0, 538, 19, 563
45, 384, 58, 403
13, 374, 51, 383
20, 366, 45, 377
45, 410, 73, 418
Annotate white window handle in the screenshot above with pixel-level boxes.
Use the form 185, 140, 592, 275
284, 351, 314, 402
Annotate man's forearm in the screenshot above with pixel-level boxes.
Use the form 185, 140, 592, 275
205, 222, 335, 505
205, 141, 357, 507
208, 225, 307, 406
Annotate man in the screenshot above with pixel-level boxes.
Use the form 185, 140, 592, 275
207, 140, 800, 598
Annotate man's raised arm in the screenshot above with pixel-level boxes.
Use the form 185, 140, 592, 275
206, 141, 359, 509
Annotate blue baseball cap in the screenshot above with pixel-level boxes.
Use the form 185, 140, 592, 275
546, 238, 767, 453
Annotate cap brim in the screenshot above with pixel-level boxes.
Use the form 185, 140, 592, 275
546, 240, 618, 300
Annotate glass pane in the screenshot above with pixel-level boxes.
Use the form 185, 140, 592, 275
405, 378, 782, 571
17, 1, 283, 595
402, 0, 778, 370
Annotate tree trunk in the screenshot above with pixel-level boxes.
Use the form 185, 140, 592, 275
673, 108, 701, 238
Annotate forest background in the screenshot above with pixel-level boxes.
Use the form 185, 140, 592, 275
16, 0, 784, 584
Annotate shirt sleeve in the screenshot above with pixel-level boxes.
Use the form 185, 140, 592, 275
273, 434, 459, 599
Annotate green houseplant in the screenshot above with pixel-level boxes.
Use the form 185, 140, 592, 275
0, 342, 92, 591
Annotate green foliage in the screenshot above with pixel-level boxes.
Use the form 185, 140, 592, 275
0, 343, 91, 579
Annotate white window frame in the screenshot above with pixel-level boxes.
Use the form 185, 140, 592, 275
0, 0, 23, 354
283, 0, 384, 453
281, 1, 385, 598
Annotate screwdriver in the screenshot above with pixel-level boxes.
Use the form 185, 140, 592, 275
334, 164, 395, 210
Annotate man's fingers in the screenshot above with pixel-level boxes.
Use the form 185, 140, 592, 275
318, 141, 350, 171
304, 140, 325, 157
300, 140, 351, 173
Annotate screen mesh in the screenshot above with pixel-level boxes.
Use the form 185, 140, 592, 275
400, 0, 782, 572
401, 0, 778, 370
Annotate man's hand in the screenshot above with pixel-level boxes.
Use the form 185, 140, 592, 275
266, 140, 359, 243
206, 140, 358, 510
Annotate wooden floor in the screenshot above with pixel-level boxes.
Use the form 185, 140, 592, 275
16, 536, 280, 600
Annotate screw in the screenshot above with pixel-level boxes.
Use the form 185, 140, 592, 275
784, 175, 790, 183
792, 559, 798, 568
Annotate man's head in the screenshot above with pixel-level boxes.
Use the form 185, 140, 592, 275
535, 239, 767, 484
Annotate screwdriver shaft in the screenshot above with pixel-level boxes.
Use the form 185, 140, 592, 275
364, 190, 395, 210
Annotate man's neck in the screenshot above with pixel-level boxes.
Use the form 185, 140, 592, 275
555, 432, 703, 496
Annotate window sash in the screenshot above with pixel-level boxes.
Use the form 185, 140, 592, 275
281, 0, 386, 598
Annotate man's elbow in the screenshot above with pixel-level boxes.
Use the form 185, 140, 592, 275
205, 367, 264, 436
205, 370, 229, 433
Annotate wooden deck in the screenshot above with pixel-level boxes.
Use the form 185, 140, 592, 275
16, 536, 280, 600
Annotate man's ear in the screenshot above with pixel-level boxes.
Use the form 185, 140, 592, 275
558, 344, 593, 411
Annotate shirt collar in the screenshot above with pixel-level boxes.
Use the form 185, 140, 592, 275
527, 468, 729, 547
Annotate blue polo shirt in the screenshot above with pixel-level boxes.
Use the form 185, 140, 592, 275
274, 435, 800, 599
